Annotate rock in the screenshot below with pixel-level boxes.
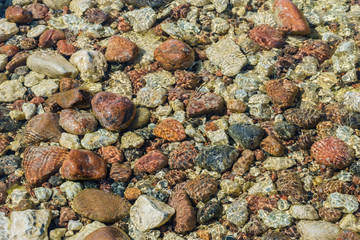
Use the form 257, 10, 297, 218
67, 221, 106, 240
128, 107, 150, 130
27, 25, 47, 38
9, 209, 52, 240
123, 0, 167, 8
186, 92, 224, 117
110, 162, 132, 183
57, 40, 77, 56
69, 0, 95, 16
344, 91, 360, 113
130, 195, 175, 232
81, 129, 119, 150
27, 50, 78, 78
169, 141, 198, 170
0, 212, 10, 240
297, 220, 340, 240
274, 121, 297, 140
55, 88, 92, 109
185, 174, 218, 202
68, 220, 83, 231
0, 106, 23, 132
43, 0, 71, 10
6, 52, 30, 72
22, 103, 36, 120
91, 92, 136, 131
69, 50, 107, 82
318, 207, 342, 222
276, 170, 307, 203
324, 192, 359, 214
84, 226, 131, 240
153, 119, 186, 142
260, 136, 285, 156
283, 108, 321, 129
0, 19, 19, 42
27, 3, 49, 20
249, 24, 284, 49
31, 79, 59, 97
337, 229, 360, 240
124, 187, 142, 201
266, 79, 299, 109
195, 145, 239, 173
263, 157, 296, 171
228, 123, 265, 150
339, 214, 360, 233
59, 181, 83, 200
84, 8, 108, 24
273, 0, 310, 35
206, 38, 246, 77
104, 71, 132, 99
124, 7, 157, 32
72, 189, 131, 222
135, 150, 168, 173
0, 80, 26, 102
38, 29, 65, 48
0, 45, 19, 57
0, 182, 8, 204
0, 54, 7, 71
168, 190, 197, 233
60, 149, 107, 180
134, 87, 167, 108
154, 39, 195, 71
289, 205, 319, 220
23, 146, 68, 186
232, 149, 254, 175
105, 36, 139, 63
259, 209, 293, 228
120, 132, 144, 149
98, 146, 124, 164
59, 109, 98, 135
34, 187, 52, 202
197, 201, 223, 224
226, 198, 248, 226
144, 70, 176, 89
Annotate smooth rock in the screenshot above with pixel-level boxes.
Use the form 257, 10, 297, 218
124, 7, 156, 32
70, 50, 107, 82
297, 220, 340, 240
22, 103, 37, 120
84, 226, 131, 240
0, 19, 19, 42
67, 221, 106, 240
228, 123, 265, 150
59, 133, 82, 149
59, 109, 97, 135
289, 205, 319, 220
34, 187, 53, 202
263, 157, 296, 171
59, 181, 83, 200
43, 0, 71, 10
0, 54, 7, 71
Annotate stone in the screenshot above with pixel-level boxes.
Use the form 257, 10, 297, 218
54, 88, 92, 109
31, 79, 59, 97
144, 70, 176, 89
249, 24, 284, 49
59, 109, 98, 135
26, 3, 49, 20
153, 119, 186, 142
297, 220, 341, 240
38, 29, 65, 48
50, 228, 66, 239
27, 25, 47, 38
197, 201, 223, 224
105, 36, 139, 63
266, 79, 299, 109
186, 92, 224, 117
84, 8, 108, 24
84, 227, 131, 240
318, 207, 342, 223
228, 123, 265, 150
43, 0, 71, 10
169, 141, 198, 170
259, 209, 293, 228
98, 146, 123, 164
69, 0, 95, 16
263, 157, 296, 171
0, 19, 19, 42
185, 174, 218, 202
154, 39, 195, 71
91, 92, 136, 131
9, 209, 52, 240
34, 187, 52, 202
68, 220, 83, 231
0, 80, 26, 102
128, 107, 150, 130
324, 192, 359, 214
134, 87, 167, 108
104, 71, 132, 99
120, 132, 144, 149
0, 213, 10, 240
124, 187, 142, 201
110, 163, 132, 182
130, 195, 175, 232
226, 198, 248, 226
211, 17, 230, 35
124, 7, 157, 32
67, 221, 106, 240
344, 91, 360, 113
81, 129, 119, 150
195, 145, 239, 173
289, 205, 319, 220
57, 40, 77, 56
59, 181, 83, 200
135, 150, 168, 173
0, 54, 7, 71
232, 149, 254, 175
60, 149, 107, 180
260, 136, 285, 156
27, 51, 78, 78
206, 38, 247, 77
6, 52, 30, 72
22, 103, 36, 120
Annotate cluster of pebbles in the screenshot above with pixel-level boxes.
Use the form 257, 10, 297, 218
0, 0, 360, 239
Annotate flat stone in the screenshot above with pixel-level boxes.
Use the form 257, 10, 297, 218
134, 87, 167, 108
124, 7, 157, 32
0, 54, 7, 71
263, 157, 296, 171
81, 129, 119, 150
59, 133, 82, 149
0, 80, 26, 102
0, 212, 10, 240
120, 132, 145, 149
259, 209, 293, 228
31, 79, 59, 97
226, 198, 248, 226
297, 220, 340, 240
130, 195, 175, 232
324, 192, 359, 213
289, 205, 319, 220
84, 226, 131, 240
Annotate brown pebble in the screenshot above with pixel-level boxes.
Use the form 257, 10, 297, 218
84, 226, 131, 240
318, 207, 342, 222
59, 109, 98, 135
295, 40, 332, 63
260, 136, 285, 157
60, 149, 107, 181
316, 180, 352, 199
154, 39, 195, 71
23, 146, 68, 186
0, 133, 10, 157
185, 174, 218, 202
227, 99, 247, 113
196, 229, 211, 240
85, 8, 108, 24
266, 79, 299, 109
169, 141, 198, 170
165, 170, 187, 186
232, 149, 254, 175
5, 52, 30, 72
336, 230, 360, 240
174, 70, 199, 89
117, 17, 132, 32
5, 6, 33, 24
0, 45, 19, 57
247, 195, 278, 214
91, 92, 136, 131
153, 118, 186, 142
59, 78, 79, 92
283, 108, 321, 129
20, 38, 37, 50
98, 146, 124, 164
26, 3, 48, 20
124, 187, 142, 201
110, 162, 132, 182
59, 207, 77, 227
55, 88, 92, 109
38, 29, 66, 48
105, 36, 139, 63
249, 24, 285, 49
276, 170, 307, 203
135, 150, 168, 174
0, 182, 7, 205
187, 92, 224, 117
57, 40, 77, 56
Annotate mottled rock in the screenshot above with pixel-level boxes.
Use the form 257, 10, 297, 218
57, 40, 77, 56
70, 50, 107, 82
249, 24, 284, 49
260, 136, 285, 156
105, 36, 139, 63
185, 174, 217, 202
59, 109, 97, 135
276, 170, 307, 203
263, 156, 296, 171
226, 198, 248, 226
0, 19, 19, 42
81, 129, 119, 150
135, 150, 168, 173
110, 162, 132, 182
38, 29, 65, 48
153, 119, 186, 142
55, 88, 92, 109
169, 141, 198, 170
297, 220, 340, 240
289, 205, 319, 220
228, 123, 265, 150
84, 227, 131, 240
43, 0, 71, 10
266, 79, 299, 109
67, 221, 106, 240
120, 132, 144, 149
5, 6, 32, 24
0, 80, 26, 102
319, 207, 342, 222
259, 209, 293, 228
186, 92, 224, 117
134, 86, 167, 108
197, 201, 222, 224
98, 146, 124, 164
324, 192, 359, 214
283, 108, 321, 129
232, 149, 254, 175
27, 3, 48, 20
124, 7, 157, 32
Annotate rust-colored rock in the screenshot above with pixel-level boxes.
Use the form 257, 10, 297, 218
266, 79, 299, 109
153, 118, 186, 142
232, 149, 254, 175
154, 39, 195, 71
169, 190, 197, 233
91, 92, 136, 131
85, 8, 108, 24
276, 170, 307, 203
5, 6, 32, 24
20, 38, 37, 50
23, 146, 68, 186
337, 230, 360, 240
186, 92, 224, 117
325, 103, 348, 125
174, 70, 199, 89
59, 207, 77, 227
124, 187, 142, 201
59, 109, 98, 135
27, 3, 49, 20
117, 17, 132, 32
0, 133, 10, 157
0, 182, 7, 205
84, 226, 131, 240
226, 99, 247, 113
110, 162, 132, 182
60, 149, 107, 180
249, 24, 285, 49
105, 36, 139, 63
57, 40, 77, 56
247, 195, 278, 214
135, 150, 168, 174
23, 113, 63, 145
5, 52, 30, 72
169, 141, 198, 170
296, 40, 332, 63
165, 170, 187, 186
98, 146, 123, 164
55, 88, 92, 109
38, 29, 66, 48
185, 174, 217, 202
316, 180, 352, 199
0, 45, 19, 57
311, 137, 355, 169
283, 108, 321, 129
273, 0, 310, 35
318, 207, 342, 222
260, 136, 285, 156
59, 78, 79, 92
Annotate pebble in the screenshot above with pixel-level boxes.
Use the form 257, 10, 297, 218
135, 150, 168, 173
266, 79, 299, 109
169, 141, 198, 169
284, 108, 321, 129
57, 40, 77, 56
69, 50, 107, 82
260, 136, 285, 156
27, 3, 48, 20
31, 79, 59, 97
228, 123, 265, 150
0, 54, 7, 71
339, 214, 360, 233
195, 145, 239, 173
67, 221, 106, 240
59, 181, 83, 200
60, 149, 107, 180
120, 132, 145, 149
211, 17, 230, 35
9, 209, 52, 240
105, 36, 139, 63
84, 226, 131, 240
81, 129, 119, 150
124, 7, 157, 32
226, 198, 248, 226
134, 86, 167, 108
38, 29, 65, 48
98, 146, 123, 164
144, 70, 176, 89
276, 170, 307, 203
0, 19, 19, 42
54, 88, 92, 109
6, 52, 30, 72
130, 195, 175, 232
274, 121, 297, 140
153, 118, 186, 142
318, 207, 342, 222
259, 209, 293, 228
231, 149, 254, 175
289, 205, 319, 220
27, 50, 78, 78
324, 192, 359, 214
92, 92, 136, 131
154, 39, 195, 71
0, 80, 26, 102
43, 0, 71, 10
110, 163, 132, 183
263, 157, 296, 171
197, 201, 222, 224
186, 92, 224, 117
124, 187, 142, 201
67, 220, 83, 231
297, 220, 340, 240
249, 24, 285, 49
72, 189, 131, 222
34, 187, 53, 202
344, 91, 360, 113
59, 109, 97, 135
206, 38, 247, 77
27, 25, 47, 38
185, 174, 218, 202
21, 102, 36, 120
50, 228, 66, 240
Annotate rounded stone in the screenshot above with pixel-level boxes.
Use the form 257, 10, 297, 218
105, 36, 139, 63
38, 29, 65, 48
153, 118, 186, 142
154, 39, 195, 71
228, 123, 265, 150
59, 109, 98, 135
72, 189, 131, 223
135, 150, 168, 174
5, 6, 33, 24
185, 174, 218, 202
249, 24, 284, 49
84, 226, 131, 240
91, 92, 136, 131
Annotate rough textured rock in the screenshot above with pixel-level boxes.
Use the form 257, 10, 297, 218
59, 109, 98, 135
266, 79, 299, 109
0, 19, 19, 42
153, 119, 186, 142
81, 129, 119, 150
0, 80, 26, 102
169, 141, 198, 170
105, 36, 139, 63
185, 174, 218, 202
249, 24, 284, 49
297, 220, 341, 240
228, 123, 265, 150
186, 92, 224, 117
260, 136, 285, 156
84, 226, 131, 240
135, 150, 168, 173
289, 205, 319, 220
70, 50, 107, 82
226, 198, 248, 226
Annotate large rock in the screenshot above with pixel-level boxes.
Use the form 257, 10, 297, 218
124, 7, 157, 32
0, 19, 19, 42
297, 220, 341, 240
27, 51, 78, 78
289, 205, 319, 220
0, 80, 26, 102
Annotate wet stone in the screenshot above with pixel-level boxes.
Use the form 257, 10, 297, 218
0, 155, 21, 176
197, 201, 223, 224
0, 80, 26, 103
84, 226, 131, 240
81, 129, 119, 150
153, 118, 186, 142
124, 7, 157, 33
134, 87, 167, 108
249, 24, 285, 49
226, 198, 248, 227
289, 205, 319, 220
185, 174, 218, 202
186, 92, 224, 118
297, 220, 340, 240
135, 150, 168, 174
55, 88, 92, 109
228, 123, 265, 150
324, 192, 359, 214
105, 36, 139, 63
59, 109, 97, 136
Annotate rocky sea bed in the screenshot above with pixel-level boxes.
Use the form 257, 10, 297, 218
0, 0, 360, 239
